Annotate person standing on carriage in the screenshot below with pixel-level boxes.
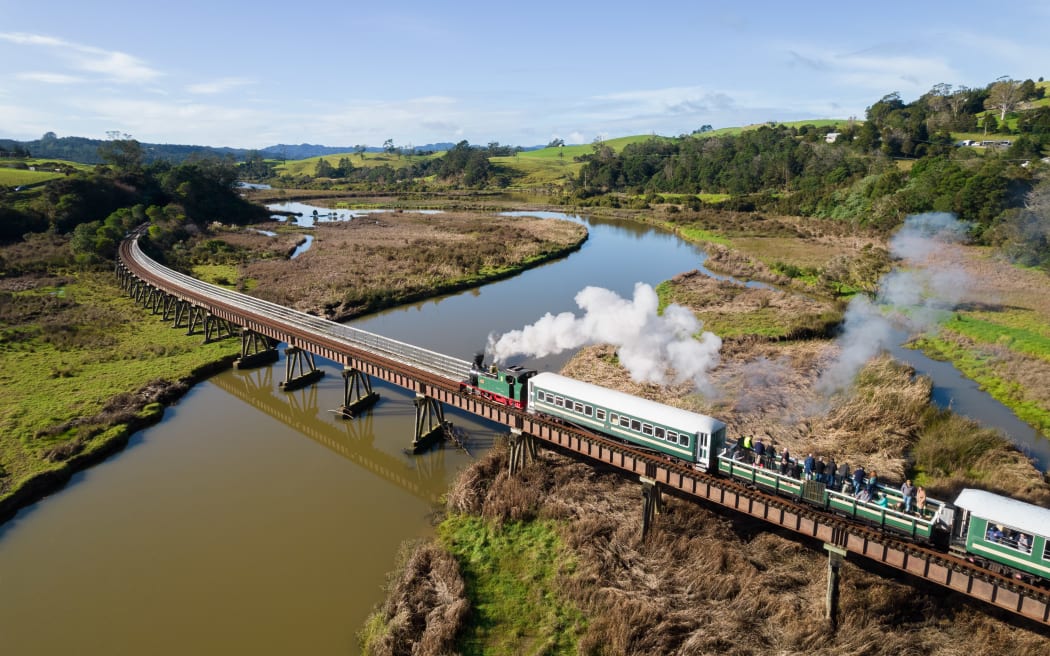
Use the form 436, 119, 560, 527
901, 479, 916, 513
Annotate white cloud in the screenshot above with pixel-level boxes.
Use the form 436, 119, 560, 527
186, 77, 256, 95
15, 71, 83, 84
0, 32, 160, 83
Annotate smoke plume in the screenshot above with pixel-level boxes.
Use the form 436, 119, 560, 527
816, 212, 972, 395
489, 282, 722, 390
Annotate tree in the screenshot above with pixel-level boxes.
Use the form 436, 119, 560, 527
985, 79, 1023, 121
98, 132, 144, 172
546, 138, 564, 148
383, 139, 396, 155
315, 158, 335, 177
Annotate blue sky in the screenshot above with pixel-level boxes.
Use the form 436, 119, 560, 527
1, 0, 1047, 149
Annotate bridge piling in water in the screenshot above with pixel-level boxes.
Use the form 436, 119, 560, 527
339, 366, 379, 418
234, 329, 280, 369
279, 346, 325, 391
412, 393, 447, 453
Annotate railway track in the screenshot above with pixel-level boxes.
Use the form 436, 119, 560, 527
117, 233, 1050, 627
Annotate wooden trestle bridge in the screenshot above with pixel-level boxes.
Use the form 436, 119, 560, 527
116, 233, 1050, 628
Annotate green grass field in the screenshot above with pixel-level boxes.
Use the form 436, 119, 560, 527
0, 271, 238, 497
0, 167, 66, 187
275, 150, 445, 178
438, 515, 584, 654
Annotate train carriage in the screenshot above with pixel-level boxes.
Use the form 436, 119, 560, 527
718, 447, 950, 543
952, 488, 1050, 582
527, 372, 726, 470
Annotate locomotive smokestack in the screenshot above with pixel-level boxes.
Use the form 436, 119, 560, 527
473, 352, 485, 370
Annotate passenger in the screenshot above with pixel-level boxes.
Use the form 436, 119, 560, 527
866, 470, 879, 497
915, 486, 927, 517
766, 444, 777, 469
742, 434, 753, 451
900, 479, 916, 513
856, 488, 872, 503
987, 524, 1003, 543
814, 457, 826, 484
779, 448, 791, 475
1018, 533, 1031, 553
875, 493, 890, 508
852, 466, 866, 496
826, 457, 838, 489
790, 459, 802, 480
753, 439, 765, 466
837, 462, 850, 491
804, 453, 815, 480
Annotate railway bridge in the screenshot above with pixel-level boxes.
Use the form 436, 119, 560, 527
116, 234, 1050, 628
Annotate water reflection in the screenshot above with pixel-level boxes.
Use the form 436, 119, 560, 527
209, 364, 458, 503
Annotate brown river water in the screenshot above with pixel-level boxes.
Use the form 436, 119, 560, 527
0, 209, 1045, 654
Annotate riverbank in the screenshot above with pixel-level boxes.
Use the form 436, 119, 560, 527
198, 210, 588, 321
0, 209, 587, 526
360, 205, 1050, 653
364, 444, 1050, 655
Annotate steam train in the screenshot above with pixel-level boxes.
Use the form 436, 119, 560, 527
460, 356, 1050, 586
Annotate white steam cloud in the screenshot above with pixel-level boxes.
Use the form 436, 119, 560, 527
816, 212, 972, 395
489, 282, 722, 390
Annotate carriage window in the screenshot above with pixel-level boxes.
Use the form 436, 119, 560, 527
610, 413, 617, 424
1043, 542, 1050, 561
596, 409, 606, 421
654, 427, 665, 439
679, 434, 690, 447
699, 433, 708, 447
991, 526, 1034, 554
506, 375, 515, 383
620, 416, 630, 428
642, 424, 653, 436
555, 396, 564, 407
574, 402, 584, 413
630, 419, 641, 432
667, 430, 678, 442
584, 405, 593, 417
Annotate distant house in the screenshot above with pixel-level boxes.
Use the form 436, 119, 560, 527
825, 132, 841, 143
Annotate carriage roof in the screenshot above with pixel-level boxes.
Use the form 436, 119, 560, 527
530, 373, 725, 434
954, 488, 1050, 538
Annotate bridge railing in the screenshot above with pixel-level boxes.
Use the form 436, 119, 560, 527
126, 239, 474, 383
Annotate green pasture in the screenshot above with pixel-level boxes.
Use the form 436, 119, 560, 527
692, 119, 848, 138
438, 515, 584, 655
0, 272, 238, 496
275, 150, 445, 178
0, 168, 65, 187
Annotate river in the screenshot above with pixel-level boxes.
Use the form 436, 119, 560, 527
0, 208, 1045, 654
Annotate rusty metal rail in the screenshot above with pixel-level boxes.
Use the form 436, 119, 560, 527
117, 234, 1050, 627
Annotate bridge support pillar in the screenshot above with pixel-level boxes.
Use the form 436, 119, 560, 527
234, 329, 280, 369
824, 543, 847, 630
185, 305, 207, 336
203, 314, 236, 343
640, 476, 663, 540
508, 428, 537, 475
339, 366, 379, 418
279, 346, 324, 391
412, 394, 447, 453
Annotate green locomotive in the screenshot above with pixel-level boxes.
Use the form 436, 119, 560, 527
461, 354, 537, 409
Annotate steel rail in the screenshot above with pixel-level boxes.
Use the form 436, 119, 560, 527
116, 234, 1050, 627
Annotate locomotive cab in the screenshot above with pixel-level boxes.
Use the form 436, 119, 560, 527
464, 353, 538, 409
